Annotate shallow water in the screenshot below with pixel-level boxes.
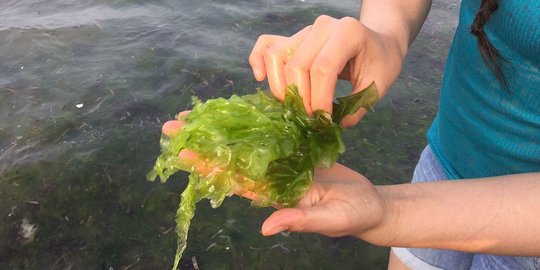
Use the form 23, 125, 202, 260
0, 0, 459, 269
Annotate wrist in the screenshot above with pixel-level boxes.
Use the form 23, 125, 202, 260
356, 184, 404, 247
363, 23, 409, 66
358, 25, 407, 96
359, 0, 432, 61
359, 22, 409, 63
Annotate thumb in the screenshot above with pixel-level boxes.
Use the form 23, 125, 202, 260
261, 206, 330, 236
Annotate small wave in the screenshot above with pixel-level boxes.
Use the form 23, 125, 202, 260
0, 4, 165, 31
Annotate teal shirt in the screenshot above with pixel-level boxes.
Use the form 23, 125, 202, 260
427, 0, 540, 179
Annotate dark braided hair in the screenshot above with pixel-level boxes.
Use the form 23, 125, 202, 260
471, 0, 508, 87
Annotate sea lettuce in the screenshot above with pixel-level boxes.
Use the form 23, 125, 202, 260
147, 82, 378, 269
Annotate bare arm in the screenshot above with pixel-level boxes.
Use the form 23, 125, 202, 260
261, 165, 540, 257
373, 172, 540, 256
359, 0, 432, 57
164, 116, 540, 256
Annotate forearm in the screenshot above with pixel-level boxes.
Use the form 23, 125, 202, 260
370, 173, 540, 256
359, 0, 432, 57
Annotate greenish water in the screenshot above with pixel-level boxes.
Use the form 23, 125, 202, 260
0, 0, 458, 269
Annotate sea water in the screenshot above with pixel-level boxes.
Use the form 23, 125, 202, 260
0, 0, 458, 268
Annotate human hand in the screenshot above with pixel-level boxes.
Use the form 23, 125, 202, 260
163, 113, 389, 241
249, 15, 405, 126
161, 111, 260, 201
261, 163, 388, 242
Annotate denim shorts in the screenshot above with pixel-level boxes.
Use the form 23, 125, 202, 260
391, 146, 540, 270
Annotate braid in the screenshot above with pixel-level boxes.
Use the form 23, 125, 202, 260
471, 0, 508, 87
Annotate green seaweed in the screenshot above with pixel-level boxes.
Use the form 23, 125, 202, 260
147, 83, 378, 269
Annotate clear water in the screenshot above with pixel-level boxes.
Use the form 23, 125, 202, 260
0, 0, 459, 269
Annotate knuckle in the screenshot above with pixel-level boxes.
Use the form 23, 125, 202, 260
256, 34, 272, 43
285, 59, 308, 74
310, 60, 338, 77
339, 16, 364, 36
248, 53, 258, 66
340, 16, 358, 25
314, 15, 334, 25
265, 46, 281, 59
255, 34, 280, 47
340, 16, 363, 35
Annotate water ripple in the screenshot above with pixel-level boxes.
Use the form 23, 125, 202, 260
0, 4, 166, 31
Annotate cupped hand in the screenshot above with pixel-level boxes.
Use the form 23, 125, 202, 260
163, 112, 389, 240
249, 15, 405, 126
260, 163, 388, 241
161, 112, 260, 201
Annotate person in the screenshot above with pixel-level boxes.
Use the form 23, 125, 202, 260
163, 0, 540, 269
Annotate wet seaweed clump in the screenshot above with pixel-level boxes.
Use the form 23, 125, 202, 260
147, 83, 378, 269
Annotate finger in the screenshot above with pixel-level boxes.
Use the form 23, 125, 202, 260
178, 149, 198, 161
261, 206, 332, 236
177, 110, 191, 118
179, 150, 262, 201
341, 108, 367, 127
249, 34, 285, 82
263, 43, 289, 101
178, 149, 225, 181
263, 27, 313, 100
285, 16, 336, 114
261, 208, 301, 236
162, 110, 191, 136
162, 120, 185, 137
310, 17, 365, 114
178, 149, 202, 170
237, 189, 259, 201
258, 26, 313, 111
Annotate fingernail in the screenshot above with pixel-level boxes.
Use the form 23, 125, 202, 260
178, 150, 198, 160
162, 120, 184, 136
262, 225, 288, 236
178, 110, 191, 117
253, 68, 262, 80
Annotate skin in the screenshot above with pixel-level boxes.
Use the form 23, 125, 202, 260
162, 117, 540, 259
164, 0, 540, 267
162, 118, 260, 201
247, 2, 431, 267
248, 1, 431, 126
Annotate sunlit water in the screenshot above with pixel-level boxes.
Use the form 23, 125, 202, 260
0, 0, 459, 269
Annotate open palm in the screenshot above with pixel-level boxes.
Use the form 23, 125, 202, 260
261, 163, 387, 240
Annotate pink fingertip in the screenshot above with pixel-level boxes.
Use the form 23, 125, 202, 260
239, 190, 258, 201
262, 225, 288, 236
261, 209, 300, 236
304, 102, 313, 116
176, 110, 191, 121
162, 120, 184, 136
253, 67, 265, 81
178, 150, 199, 161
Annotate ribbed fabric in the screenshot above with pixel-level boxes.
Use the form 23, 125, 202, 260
427, 0, 540, 179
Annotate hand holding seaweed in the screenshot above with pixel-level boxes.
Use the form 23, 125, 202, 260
261, 163, 387, 241
147, 83, 378, 269
161, 121, 261, 201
